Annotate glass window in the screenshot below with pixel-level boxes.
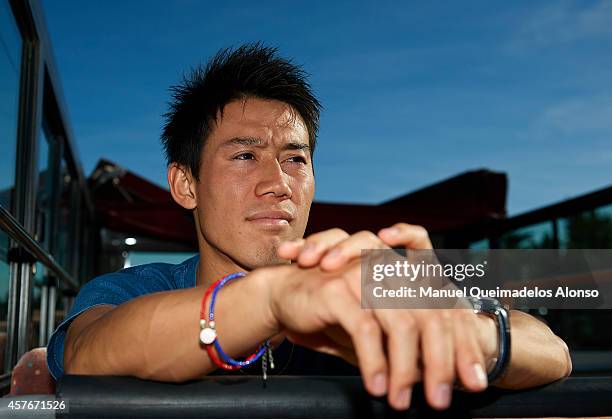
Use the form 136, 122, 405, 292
125, 251, 196, 268
0, 230, 10, 374
31, 262, 43, 347
553, 204, 612, 353
70, 189, 82, 277
35, 127, 52, 246
56, 159, 77, 274
31, 127, 54, 346
0, 0, 22, 212
78, 200, 95, 285
558, 204, 612, 249
469, 238, 489, 250
498, 221, 555, 249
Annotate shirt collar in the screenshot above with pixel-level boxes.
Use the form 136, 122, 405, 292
171, 254, 199, 289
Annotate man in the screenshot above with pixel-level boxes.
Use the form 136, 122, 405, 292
47, 44, 571, 411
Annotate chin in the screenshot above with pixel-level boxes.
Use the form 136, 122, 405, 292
251, 253, 287, 268
237, 230, 297, 268
230, 243, 277, 270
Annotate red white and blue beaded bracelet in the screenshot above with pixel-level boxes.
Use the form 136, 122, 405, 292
199, 273, 274, 378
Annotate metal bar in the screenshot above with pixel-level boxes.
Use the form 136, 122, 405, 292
64, 295, 73, 318
10, 0, 43, 366
38, 283, 48, 346
17, 265, 33, 359
0, 205, 77, 291
4, 262, 20, 373
12, 18, 41, 242
46, 285, 57, 343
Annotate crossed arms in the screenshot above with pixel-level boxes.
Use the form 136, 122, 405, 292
64, 224, 571, 411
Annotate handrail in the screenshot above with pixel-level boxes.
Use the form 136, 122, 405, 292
0, 204, 78, 291
55, 375, 612, 418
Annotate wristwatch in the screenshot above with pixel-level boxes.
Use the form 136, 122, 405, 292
468, 297, 511, 384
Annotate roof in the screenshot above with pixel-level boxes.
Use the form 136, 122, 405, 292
90, 160, 508, 246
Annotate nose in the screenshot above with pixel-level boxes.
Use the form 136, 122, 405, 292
254, 158, 292, 199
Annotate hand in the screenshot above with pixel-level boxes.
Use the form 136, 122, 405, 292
275, 225, 496, 409
260, 257, 497, 411
277, 223, 433, 271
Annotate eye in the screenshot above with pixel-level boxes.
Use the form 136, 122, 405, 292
285, 155, 307, 164
234, 152, 255, 160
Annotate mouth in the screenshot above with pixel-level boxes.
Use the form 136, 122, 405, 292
246, 210, 295, 227
250, 218, 290, 226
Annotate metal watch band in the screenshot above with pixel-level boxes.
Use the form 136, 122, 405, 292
468, 297, 511, 384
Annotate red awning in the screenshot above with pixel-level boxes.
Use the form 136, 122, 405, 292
90, 160, 507, 247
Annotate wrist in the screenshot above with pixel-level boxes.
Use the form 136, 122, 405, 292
250, 265, 290, 336
476, 312, 499, 366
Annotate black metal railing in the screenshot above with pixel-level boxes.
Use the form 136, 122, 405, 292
0, 205, 76, 291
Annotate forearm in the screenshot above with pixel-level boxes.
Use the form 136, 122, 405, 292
494, 310, 572, 389
64, 270, 278, 382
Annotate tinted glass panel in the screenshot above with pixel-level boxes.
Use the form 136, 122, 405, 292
0, 230, 9, 374
56, 160, 76, 273
126, 251, 196, 268
0, 0, 22, 212
558, 204, 612, 249
498, 221, 555, 249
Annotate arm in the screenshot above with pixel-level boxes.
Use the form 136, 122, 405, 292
65, 260, 439, 411
279, 225, 573, 396
479, 310, 572, 389
64, 272, 279, 382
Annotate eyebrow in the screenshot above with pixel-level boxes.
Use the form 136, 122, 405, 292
219, 137, 310, 152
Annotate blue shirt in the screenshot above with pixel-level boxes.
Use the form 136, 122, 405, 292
47, 254, 358, 380
47, 255, 200, 380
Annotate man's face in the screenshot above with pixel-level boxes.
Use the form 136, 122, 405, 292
195, 97, 315, 269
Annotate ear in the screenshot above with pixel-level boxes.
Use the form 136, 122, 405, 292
167, 163, 197, 210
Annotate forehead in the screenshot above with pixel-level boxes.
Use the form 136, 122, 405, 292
208, 97, 308, 146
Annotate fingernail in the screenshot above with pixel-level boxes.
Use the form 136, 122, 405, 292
396, 387, 412, 409
434, 384, 451, 409
473, 363, 488, 389
372, 373, 387, 396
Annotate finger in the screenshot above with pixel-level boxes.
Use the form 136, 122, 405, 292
420, 310, 454, 410
453, 311, 488, 392
320, 280, 388, 397
320, 230, 389, 271
377, 223, 433, 249
375, 309, 420, 411
294, 229, 350, 268
277, 239, 305, 260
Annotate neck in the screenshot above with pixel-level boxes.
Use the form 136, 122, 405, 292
196, 242, 247, 288
195, 235, 248, 288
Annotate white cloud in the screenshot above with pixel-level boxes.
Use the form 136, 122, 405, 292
523, 94, 612, 141
509, 0, 612, 51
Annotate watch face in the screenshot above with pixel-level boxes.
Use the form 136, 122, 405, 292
469, 297, 507, 317
480, 297, 501, 308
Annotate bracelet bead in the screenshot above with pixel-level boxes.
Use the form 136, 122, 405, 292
200, 272, 269, 370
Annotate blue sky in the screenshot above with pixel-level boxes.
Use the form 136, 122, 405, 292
40, 0, 612, 215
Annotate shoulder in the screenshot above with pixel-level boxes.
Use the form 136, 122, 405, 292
77, 255, 198, 305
